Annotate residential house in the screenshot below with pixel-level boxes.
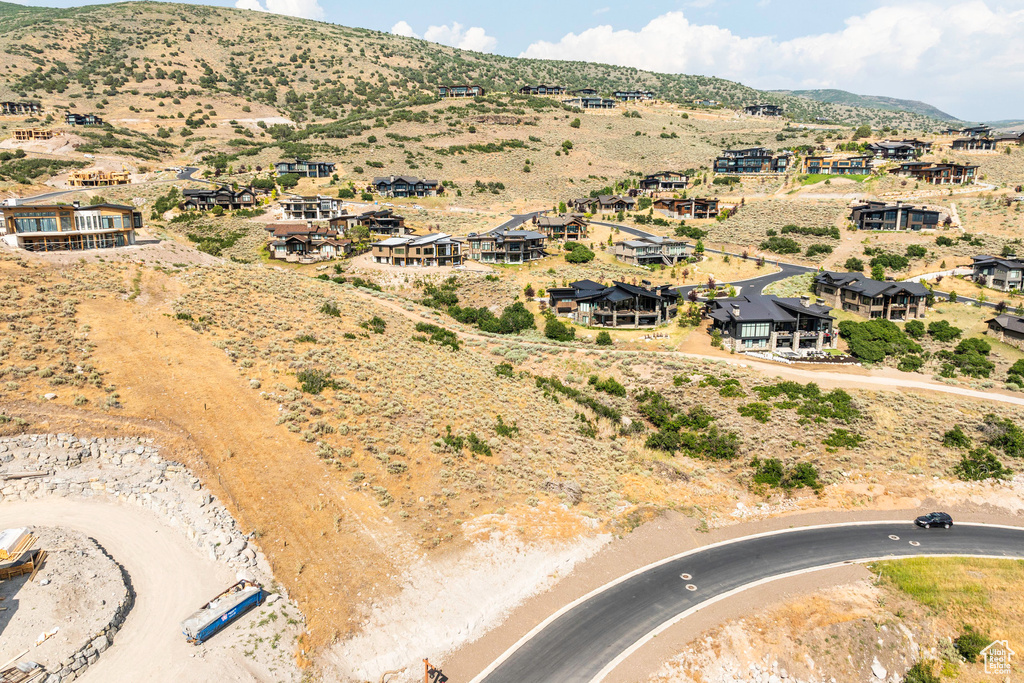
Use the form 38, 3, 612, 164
612, 235, 692, 266
614, 91, 654, 101
986, 315, 1024, 349
639, 171, 690, 193
707, 295, 836, 353
714, 148, 791, 174
0, 101, 41, 115
951, 137, 996, 151
547, 280, 678, 328
971, 255, 1024, 291
370, 233, 463, 267
0, 201, 139, 252
959, 125, 992, 137
562, 97, 616, 109
352, 209, 413, 237
693, 99, 719, 106
653, 197, 721, 219
265, 223, 350, 262
995, 131, 1024, 146
801, 155, 873, 175
12, 128, 53, 142
64, 112, 103, 126
533, 214, 589, 241
866, 140, 931, 159
371, 175, 443, 197
274, 158, 335, 178
849, 201, 942, 231
438, 85, 484, 98
279, 195, 344, 220
813, 271, 928, 320
744, 104, 783, 117
181, 185, 258, 211
570, 88, 598, 96
519, 85, 565, 96
67, 169, 130, 188
465, 226, 546, 264
570, 194, 636, 214
888, 161, 977, 184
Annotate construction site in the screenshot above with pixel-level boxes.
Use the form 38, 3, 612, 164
66, 169, 129, 188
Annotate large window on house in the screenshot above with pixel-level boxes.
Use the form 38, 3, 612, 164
739, 322, 770, 338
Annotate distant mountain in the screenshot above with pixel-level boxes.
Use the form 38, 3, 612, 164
770, 88, 960, 123
986, 120, 1024, 131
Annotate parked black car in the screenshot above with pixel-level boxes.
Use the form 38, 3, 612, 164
915, 512, 953, 528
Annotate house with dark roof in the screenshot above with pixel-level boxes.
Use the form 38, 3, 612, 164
744, 104, 783, 117
866, 140, 931, 159
614, 91, 654, 101
986, 314, 1024, 349
519, 85, 565, 96
801, 155, 873, 175
438, 85, 484, 98
465, 226, 546, 264
274, 158, 335, 178
371, 175, 443, 198
714, 148, 791, 174
849, 201, 943, 231
547, 280, 678, 328
958, 125, 992, 137
995, 131, 1024, 146
65, 112, 103, 126
0, 101, 41, 116
653, 197, 720, 220
370, 233, 462, 267
533, 214, 589, 241
265, 223, 350, 262
279, 194, 344, 220
888, 161, 977, 185
971, 255, 1024, 291
327, 209, 412, 237
570, 88, 598, 97
951, 137, 996, 151
562, 97, 616, 109
569, 194, 636, 214
182, 185, 258, 211
612, 235, 692, 266
639, 172, 690, 193
707, 294, 836, 353
813, 272, 928, 320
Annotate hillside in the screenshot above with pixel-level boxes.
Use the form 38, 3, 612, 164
771, 88, 960, 123
0, 0, 946, 131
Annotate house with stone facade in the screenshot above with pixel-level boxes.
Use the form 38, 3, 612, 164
813, 271, 928, 320
533, 214, 589, 241
653, 197, 720, 219
370, 233, 463, 267
971, 255, 1024, 291
707, 295, 836, 354
547, 280, 678, 328
612, 235, 692, 266
465, 226, 546, 264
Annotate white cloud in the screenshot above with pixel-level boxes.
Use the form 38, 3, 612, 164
390, 20, 419, 38
424, 22, 498, 52
234, 0, 323, 20
520, 1, 1024, 119
593, 6, 610, 15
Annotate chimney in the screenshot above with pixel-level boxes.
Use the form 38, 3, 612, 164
731, 304, 741, 316
72, 200, 80, 208
800, 295, 811, 308
815, 298, 825, 305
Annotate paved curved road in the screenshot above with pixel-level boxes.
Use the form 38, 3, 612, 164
473, 522, 1024, 683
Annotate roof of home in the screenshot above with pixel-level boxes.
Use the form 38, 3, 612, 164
374, 232, 460, 247
815, 271, 929, 297
709, 295, 833, 324
536, 214, 586, 227
475, 226, 546, 240
372, 175, 440, 186
988, 314, 1024, 334
971, 254, 1024, 269
572, 280, 678, 303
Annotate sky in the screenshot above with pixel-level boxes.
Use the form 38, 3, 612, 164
14, 0, 1024, 121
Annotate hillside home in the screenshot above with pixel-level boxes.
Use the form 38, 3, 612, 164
744, 104, 783, 117
519, 85, 565, 96
0, 202, 139, 252
371, 233, 463, 267
68, 169, 130, 187
801, 155, 873, 175
438, 85, 484, 98
533, 214, 589, 241
849, 201, 942, 231
613, 235, 692, 266
958, 125, 992, 137
12, 128, 53, 141
571, 88, 599, 97
371, 175, 443, 197
279, 195, 344, 220
266, 223, 350, 262
866, 140, 931, 159
0, 101, 41, 115
951, 137, 996, 151
567, 97, 616, 109
639, 171, 690, 193
693, 99, 720, 106
65, 112, 103, 126
707, 295, 836, 354
888, 161, 977, 184
971, 255, 1024, 291
995, 131, 1024, 146
614, 91, 654, 101
352, 209, 413, 237
182, 185, 257, 211
653, 197, 720, 219
466, 226, 546, 264
570, 194, 636, 214
547, 280, 678, 328
274, 158, 335, 178
986, 314, 1024, 349
714, 148, 790, 174
813, 271, 928, 320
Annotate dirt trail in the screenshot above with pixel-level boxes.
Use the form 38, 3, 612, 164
76, 270, 404, 647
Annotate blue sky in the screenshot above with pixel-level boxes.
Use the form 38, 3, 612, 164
14, 0, 1024, 121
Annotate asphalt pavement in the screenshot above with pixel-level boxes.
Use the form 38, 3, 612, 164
475, 522, 1024, 683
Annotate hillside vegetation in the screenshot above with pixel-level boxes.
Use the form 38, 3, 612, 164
771, 88, 960, 123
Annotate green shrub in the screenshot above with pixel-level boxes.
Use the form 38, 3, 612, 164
942, 424, 972, 449
588, 374, 626, 397
906, 244, 927, 259
983, 413, 1024, 457
782, 462, 821, 490
495, 415, 519, 438
844, 257, 864, 271
759, 236, 801, 254
360, 316, 387, 334
565, 245, 595, 263
935, 236, 954, 247
838, 319, 921, 362
296, 368, 337, 394
823, 428, 866, 448
902, 661, 940, 683
544, 317, 576, 341
952, 447, 1012, 481
413, 322, 461, 351
897, 354, 925, 372
805, 244, 833, 257
751, 457, 784, 486
495, 362, 515, 378
595, 331, 613, 346
954, 625, 990, 662
737, 402, 772, 423
319, 301, 341, 317
927, 320, 961, 342
904, 320, 925, 338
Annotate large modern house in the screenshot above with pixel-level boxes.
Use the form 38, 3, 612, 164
563, 97, 616, 109
707, 295, 836, 354
519, 85, 565, 96
813, 272, 928, 320
274, 158, 335, 178
888, 162, 977, 185
533, 214, 589, 241
612, 235, 692, 266
67, 169, 129, 188
744, 104, 783, 117
371, 175, 443, 198
438, 85, 484, 98
849, 201, 943, 231
465, 226, 546, 264
971, 255, 1024, 291
0, 201, 140, 252
65, 112, 103, 126
801, 155, 873, 175
12, 128, 53, 142
370, 233, 463, 267
0, 101, 41, 115
329, 208, 413, 237
265, 224, 351, 262
182, 185, 258, 211
653, 197, 720, 219
951, 138, 996, 151
547, 280, 678, 328
986, 314, 1024, 349
570, 195, 636, 214
714, 148, 790, 174
614, 91, 654, 101
280, 195, 345, 220
866, 140, 931, 159
639, 172, 690, 193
